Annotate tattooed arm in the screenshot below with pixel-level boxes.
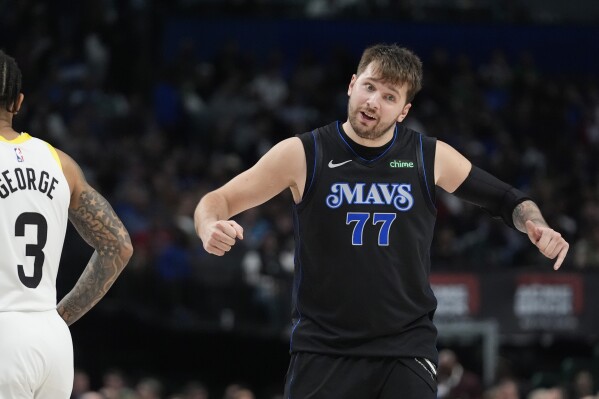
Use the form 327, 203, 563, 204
56, 150, 133, 325
512, 200, 569, 270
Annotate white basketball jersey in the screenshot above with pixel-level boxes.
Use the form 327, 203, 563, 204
0, 133, 70, 311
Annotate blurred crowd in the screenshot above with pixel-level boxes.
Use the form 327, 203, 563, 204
2, 1, 599, 397
71, 367, 263, 399
70, 348, 599, 399
3, 0, 599, 333
133, 0, 599, 24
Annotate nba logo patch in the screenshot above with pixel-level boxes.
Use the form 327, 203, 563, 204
14, 147, 25, 162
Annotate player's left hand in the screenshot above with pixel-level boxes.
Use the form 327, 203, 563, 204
525, 220, 569, 270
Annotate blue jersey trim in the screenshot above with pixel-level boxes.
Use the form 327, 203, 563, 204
290, 204, 304, 352
304, 130, 318, 197
419, 133, 434, 205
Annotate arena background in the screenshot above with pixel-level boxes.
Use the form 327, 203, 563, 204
2, 1, 599, 398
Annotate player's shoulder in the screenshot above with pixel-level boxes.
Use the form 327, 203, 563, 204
16, 132, 68, 168
400, 124, 436, 142
36, 142, 81, 191
295, 121, 337, 139
19, 131, 52, 145
295, 122, 340, 152
435, 139, 457, 154
270, 136, 304, 157
19, 132, 64, 155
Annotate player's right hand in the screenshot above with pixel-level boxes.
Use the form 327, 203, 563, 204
201, 220, 244, 256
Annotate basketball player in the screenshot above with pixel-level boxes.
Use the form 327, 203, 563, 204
194, 44, 569, 398
0, 50, 133, 398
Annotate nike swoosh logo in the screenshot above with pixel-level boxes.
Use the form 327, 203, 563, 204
328, 160, 353, 168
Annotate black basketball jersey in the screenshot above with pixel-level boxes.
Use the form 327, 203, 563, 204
290, 121, 439, 363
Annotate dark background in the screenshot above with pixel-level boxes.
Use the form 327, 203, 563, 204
2, 0, 599, 397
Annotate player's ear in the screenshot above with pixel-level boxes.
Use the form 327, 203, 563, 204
347, 74, 357, 96
397, 103, 411, 122
11, 93, 24, 114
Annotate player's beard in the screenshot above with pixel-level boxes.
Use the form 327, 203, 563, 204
347, 103, 397, 141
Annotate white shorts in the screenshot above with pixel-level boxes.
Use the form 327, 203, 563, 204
0, 310, 73, 399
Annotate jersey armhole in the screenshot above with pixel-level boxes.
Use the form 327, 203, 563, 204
45, 143, 63, 171
416, 133, 437, 215
295, 129, 322, 207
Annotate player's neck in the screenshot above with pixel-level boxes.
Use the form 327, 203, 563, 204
0, 121, 19, 140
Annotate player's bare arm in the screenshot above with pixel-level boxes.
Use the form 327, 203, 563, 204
195, 137, 306, 256
433, 140, 472, 192
56, 151, 133, 325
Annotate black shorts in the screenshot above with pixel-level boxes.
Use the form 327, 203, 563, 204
283, 352, 437, 399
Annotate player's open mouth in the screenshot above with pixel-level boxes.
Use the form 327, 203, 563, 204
361, 111, 376, 121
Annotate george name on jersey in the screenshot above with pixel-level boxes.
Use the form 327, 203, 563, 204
326, 182, 414, 211
0, 167, 60, 200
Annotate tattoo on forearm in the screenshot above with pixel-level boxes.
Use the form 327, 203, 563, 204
57, 189, 131, 325
512, 200, 548, 232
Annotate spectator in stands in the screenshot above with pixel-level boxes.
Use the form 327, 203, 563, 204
438, 349, 483, 399
135, 377, 163, 399
570, 369, 595, 399
526, 387, 565, 399
223, 384, 255, 399
80, 393, 106, 399
72, 369, 92, 399
99, 369, 135, 399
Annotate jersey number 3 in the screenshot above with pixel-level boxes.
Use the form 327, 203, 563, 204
15, 212, 48, 288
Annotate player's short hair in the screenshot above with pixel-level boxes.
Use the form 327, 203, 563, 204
0, 50, 22, 113
356, 44, 423, 103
